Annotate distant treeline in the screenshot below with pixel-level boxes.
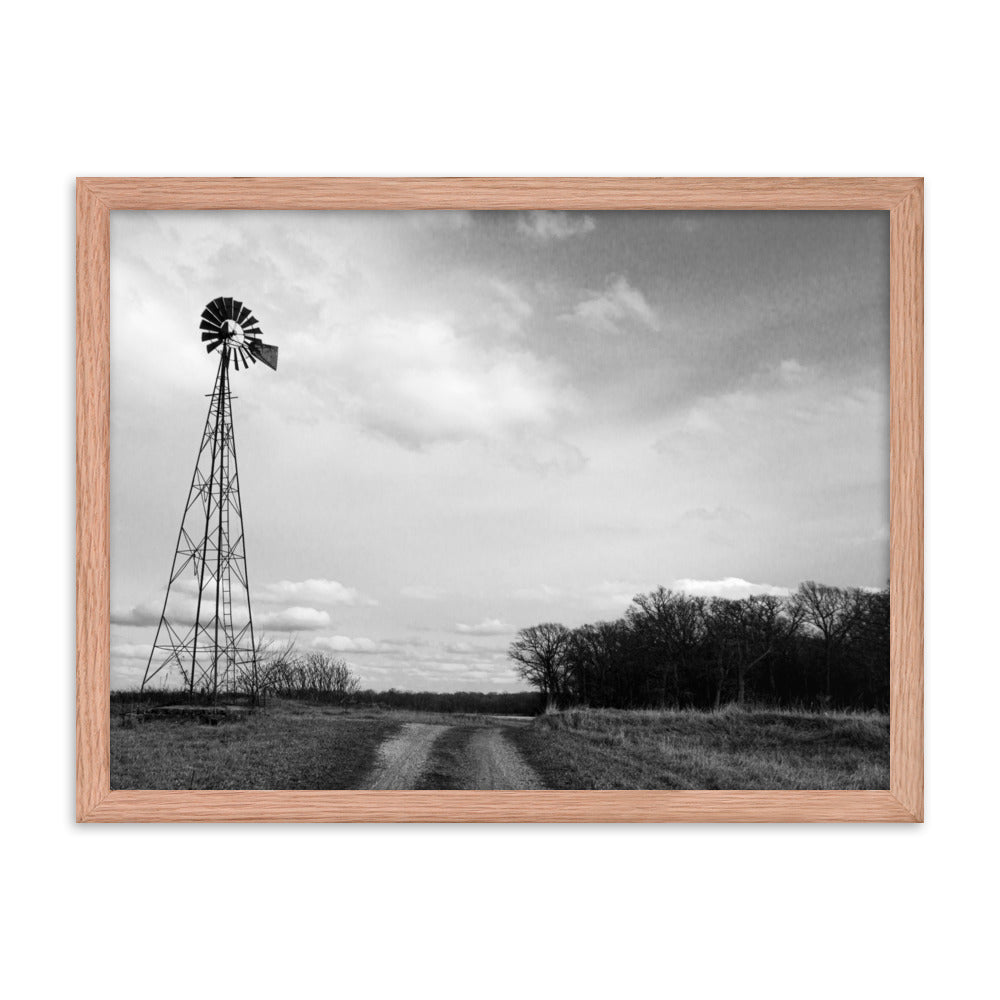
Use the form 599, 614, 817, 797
114, 663, 543, 716
508, 582, 889, 712
354, 688, 544, 716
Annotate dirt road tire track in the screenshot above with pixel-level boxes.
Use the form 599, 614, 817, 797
467, 728, 542, 789
363, 720, 543, 790
363, 723, 449, 789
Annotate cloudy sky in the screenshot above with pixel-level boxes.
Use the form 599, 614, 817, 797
110, 209, 889, 691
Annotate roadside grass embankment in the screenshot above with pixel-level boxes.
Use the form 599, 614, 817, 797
507, 706, 889, 790
111, 699, 401, 790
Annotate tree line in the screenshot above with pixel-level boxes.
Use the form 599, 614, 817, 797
239, 644, 540, 713
507, 581, 889, 711
122, 640, 545, 716
351, 688, 543, 715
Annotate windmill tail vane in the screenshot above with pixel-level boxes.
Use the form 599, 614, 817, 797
140, 298, 278, 701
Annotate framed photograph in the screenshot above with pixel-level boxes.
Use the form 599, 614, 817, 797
77, 177, 922, 822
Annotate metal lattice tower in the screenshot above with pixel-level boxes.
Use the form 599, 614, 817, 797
141, 298, 278, 700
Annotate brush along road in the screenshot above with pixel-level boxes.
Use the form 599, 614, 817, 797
362, 720, 542, 790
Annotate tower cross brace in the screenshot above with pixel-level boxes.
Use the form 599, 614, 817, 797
140, 345, 259, 700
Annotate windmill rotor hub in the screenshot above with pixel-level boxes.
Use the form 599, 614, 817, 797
221, 319, 244, 344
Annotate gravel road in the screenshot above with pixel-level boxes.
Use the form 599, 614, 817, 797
363, 723, 449, 789
465, 728, 542, 789
362, 721, 543, 790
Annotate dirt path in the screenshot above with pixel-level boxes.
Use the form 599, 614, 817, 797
363, 723, 449, 789
466, 728, 542, 790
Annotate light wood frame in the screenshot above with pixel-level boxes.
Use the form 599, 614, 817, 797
77, 178, 923, 822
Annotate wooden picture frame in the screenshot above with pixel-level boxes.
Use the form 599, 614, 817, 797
77, 177, 923, 822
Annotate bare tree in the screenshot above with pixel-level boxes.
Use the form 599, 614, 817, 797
235, 634, 286, 707
508, 623, 572, 708
792, 582, 864, 701
708, 595, 802, 706
626, 588, 707, 707
302, 652, 361, 702
564, 620, 633, 706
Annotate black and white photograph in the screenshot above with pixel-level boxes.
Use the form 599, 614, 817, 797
17, 1, 1000, 995
110, 208, 891, 791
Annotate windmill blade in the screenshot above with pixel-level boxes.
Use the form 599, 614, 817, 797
198, 297, 272, 369
204, 299, 226, 323
247, 341, 278, 370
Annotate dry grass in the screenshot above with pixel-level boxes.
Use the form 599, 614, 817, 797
415, 726, 477, 790
507, 706, 889, 790
111, 699, 399, 790
111, 699, 885, 791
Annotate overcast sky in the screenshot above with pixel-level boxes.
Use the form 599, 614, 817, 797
110, 209, 889, 691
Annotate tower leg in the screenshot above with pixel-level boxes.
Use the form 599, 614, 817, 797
140, 349, 258, 700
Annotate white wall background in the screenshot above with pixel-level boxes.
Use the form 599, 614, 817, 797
2, 2, 995, 997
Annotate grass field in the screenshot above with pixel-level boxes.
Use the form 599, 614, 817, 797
507, 706, 889, 790
111, 700, 400, 790
111, 699, 888, 790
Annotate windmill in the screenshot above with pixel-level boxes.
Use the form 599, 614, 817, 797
140, 297, 278, 701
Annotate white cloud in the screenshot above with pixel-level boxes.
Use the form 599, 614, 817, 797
257, 606, 331, 630
319, 317, 570, 448
311, 635, 431, 657
567, 276, 657, 333
517, 211, 596, 240
257, 579, 377, 606
454, 618, 515, 636
311, 635, 385, 654
114, 579, 357, 633
111, 601, 164, 627
672, 577, 791, 599
112, 582, 259, 629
